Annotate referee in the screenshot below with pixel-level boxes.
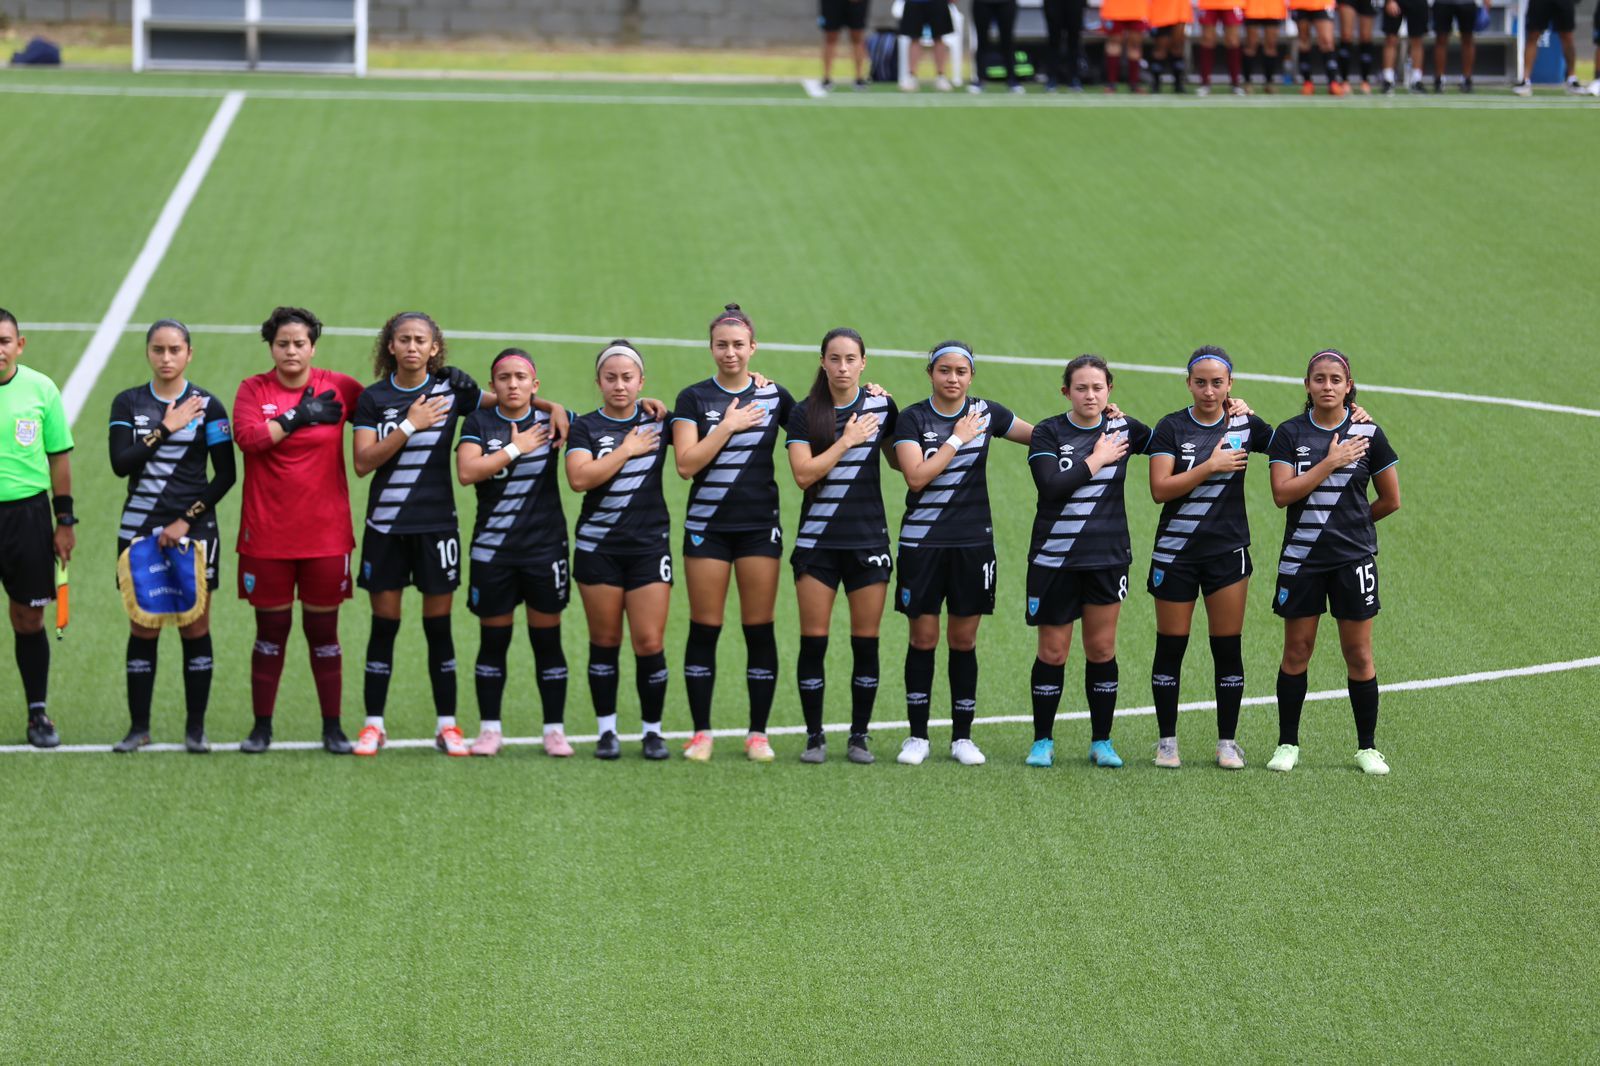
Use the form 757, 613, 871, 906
0, 309, 74, 748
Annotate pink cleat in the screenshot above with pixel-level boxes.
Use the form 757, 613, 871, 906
470, 729, 503, 757
436, 724, 470, 757
543, 729, 574, 757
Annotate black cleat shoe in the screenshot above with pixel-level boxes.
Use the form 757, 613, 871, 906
322, 726, 353, 755
847, 733, 875, 764
594, 730, 621, 760
1460, 76, 1473, 93
27, 714, 59, 749
185, 730, 211, 754
641, 732, 669, 760
800, 732, 828, 764
113, 729, 152, 753
240, 726, 272, 754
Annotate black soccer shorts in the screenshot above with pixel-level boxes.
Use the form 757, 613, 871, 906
1025, 564, 1129, 627
573, 548, 673, 591
468, 556, 570, 617
0, 493, 56, 606
1148, 546, 1253, 602
1273, 555, 1381, 621
683, 526, 783, 562
790, 545, 893, 592
358, 529, 462, 595
895, 545, 997, 617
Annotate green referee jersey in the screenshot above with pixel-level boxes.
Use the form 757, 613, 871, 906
0, 364, 74, 502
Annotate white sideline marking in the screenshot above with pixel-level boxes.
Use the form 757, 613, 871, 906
4, 655, 1595, 755
800, 79, 828, 99
25, 321, 1600, 419
58, 91, 245, 425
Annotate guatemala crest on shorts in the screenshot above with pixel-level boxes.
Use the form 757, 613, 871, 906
14, 418, 38, 446
691, 534, 704, 547
1278, 587, 1289, 606
901, 588, 911, 607
470, 586, 479, 607
1152, 569, 1165, 587
243, 572, 256, 593
1027, 596, 1040, 617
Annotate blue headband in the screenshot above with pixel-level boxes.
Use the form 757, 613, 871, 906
930, 345, 974, 367
1188, 352, 1232, 371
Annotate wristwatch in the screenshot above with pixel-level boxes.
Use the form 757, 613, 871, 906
56, 514, 79, 527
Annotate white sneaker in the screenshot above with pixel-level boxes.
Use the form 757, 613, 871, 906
967, 82, 983, 94
1588, 79, 1600, 97
1007, 83, 1025, 94
1216, 739, 1246, 770
1512, 80, 1533, 97
934, 76, 953, 92
950, 738, 987, 765
1566, 77, 1583, 94
899, 77, 919, 93
897, 736, 931, 765
1196, 84, 1211, 97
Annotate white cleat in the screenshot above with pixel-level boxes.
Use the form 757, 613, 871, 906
897, 736, 931, 765
934, 76, 953, 92
950, 738, 987, 765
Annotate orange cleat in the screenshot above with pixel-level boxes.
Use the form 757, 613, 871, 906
744, 733, 776, 763
683, 731, 714, 762
1300, 79, 1315, 95
1330, 80, 1349, 96
353, 723, 386, 757
436, 723, 470, 757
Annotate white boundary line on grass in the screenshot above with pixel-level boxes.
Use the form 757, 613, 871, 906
3, 654, 1595, 754
58, 91, 246, 424
27, 321, 1600, 420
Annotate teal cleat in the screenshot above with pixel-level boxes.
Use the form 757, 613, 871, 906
1025, 738, 1055, 767
1088, 739, 1124, 768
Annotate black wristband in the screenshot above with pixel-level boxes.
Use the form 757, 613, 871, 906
52, 495, 73, 518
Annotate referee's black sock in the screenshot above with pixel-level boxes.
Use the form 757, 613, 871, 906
528, 624, 568, 727
744, 622, 778, 735
1350, 674, 1380, 750
181, 633, 213, 734
949, 647, 978, 742
15, 628, 49, 717
1152, 633, 1188, 738
1086, 656, 1119, 742
849, 635, 879, 736
635, 650, 668, 729
363, 615, 400, 720
1210, 634, 1244, 741
797, 634, 828, 736
474, 623, 512, 728
904, 645, 935, 740
588, 643, 620, 720
126, 634, 158, 733
1277, 667, 1308, 746
1031, 657, 1065, 742
684, 621, 721, 733
422, 615, 457, 721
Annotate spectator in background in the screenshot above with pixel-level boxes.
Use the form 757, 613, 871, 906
1336, 0, 1377, 92
899, 0, 957, 90
1512, 0, 1584, 94
1379, 0, 1428, 92
1042, 0, 1086, 90
819, 0, 870, 91
969, 0, 1025, 92
1099, 0, 1151, 91
1148, 0, 1193, 90
1243, 0, 1288, 91
1430, 0, 1489, 91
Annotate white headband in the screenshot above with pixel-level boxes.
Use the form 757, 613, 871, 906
596, 343, 643, 373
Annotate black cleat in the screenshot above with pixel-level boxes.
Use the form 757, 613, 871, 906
184, 730, 211, 754
322, 726, 353, 755
26, 714, 59, 749
594, 730, 621, 760
1459, 76, 1472, 93
641, 732, 669, 760
240, 726, 272, 754
113, 729, 152, 753
847, 733, 875, 764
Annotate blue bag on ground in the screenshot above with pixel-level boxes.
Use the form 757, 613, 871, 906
10, 37, 62, 66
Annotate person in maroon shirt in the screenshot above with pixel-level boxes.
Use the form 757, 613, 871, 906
232, 306, 362, 754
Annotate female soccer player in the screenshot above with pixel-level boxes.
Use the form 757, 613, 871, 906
566, 341, 674, 762
457, 348, 570, 758
672, 305, 795, 763
1024, 355, 1151, 769
1195, 0, 1247, 93
1291, 0, 1346, 93
1098, 0, 1151, 91
1266, 350, 1399, 774
108, 319, 236, 753
892, 340, 1033, 767
785, 327, 898, 764
233, 306, 364, 754
1148, 0, 1193, 90
1243, 0, 1288, 90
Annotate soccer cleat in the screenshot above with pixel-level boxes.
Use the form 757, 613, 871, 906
1088, 739, 1124, 768
1409, 78, 1426, 94
185, 730, 211, 754
113, 729, 151, 753
1381, 78, 1395, 95
800, 732, 827, 764
950, 738, 986, 765
1195, 84, 1211, 97
543, 729, 574, 757
1216, 739, 1246, 770
1330, 80, 1349, 97
1026, 738, 1055, 767
1154, 736, 1181, 768
1566, 77, 1583, 94
847, 733, 875, 764
1231, 85, 1246, 96
853, 78, 869, 91
899, 77, 919, 92
1511, 80, 1532, 97
967, 81, 983, 94
322, 727, 353, 755
594, 730, 621, 760
1354, 748, 1390, 775
1008, 82, 1025, 94
897, 736, 931, 765
934, 76, 953, 92
1432, 76, 1443, 93
1045, 77, 1059, 92
436, 724, 470, 757
745, 733, 775, 763
642, 732, 669, 760
683, 731, 714, 762
239, 724, 272, 754
1300, 79, 1315, 96
1460, 76, 1473, 93
1359, 79, 1372, 94
1266, 743, 1300, 772
470, 729, 503, 757
353, 723, 386, 757
26, 714, 59, 749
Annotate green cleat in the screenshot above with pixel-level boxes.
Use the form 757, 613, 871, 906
1266, 744, 1300, 772
1354, 748, 1390, 775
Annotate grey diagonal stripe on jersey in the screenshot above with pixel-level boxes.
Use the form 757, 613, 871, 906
1278, 470, 1353, 575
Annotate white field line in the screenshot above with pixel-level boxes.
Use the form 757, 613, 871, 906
26, 321, 1600, 419
58, 91, 245, 425
0, 80, 1597, 111
3, 654, 1596, 755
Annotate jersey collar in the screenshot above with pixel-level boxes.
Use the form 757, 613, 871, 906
148, 379, 190, 403
596, 402, 641, 423
833, 387, 862, 411
1309, 409, 1351, 433
389, 372, 430, 393
1066, 412, 1105, 431
1186, 406, 1225, 428
930, 395, 970, 420
495, 404, 532, 424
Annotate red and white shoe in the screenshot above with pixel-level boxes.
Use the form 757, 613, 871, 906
353, 723, 386, 757
543, 729, 574, 757
436, 724, 470, 757
470, 729, 503, 757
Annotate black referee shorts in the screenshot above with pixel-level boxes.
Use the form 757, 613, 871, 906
1525, 0, 1575, 34
899, 0, 956, 38
0, 492, 57, 606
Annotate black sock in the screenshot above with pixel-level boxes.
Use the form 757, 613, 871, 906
588, 643, 620, 720
1350, 675, 1379, 749
1359, 46, 1373, 80
181, 633, 213, 734
1277, 668, 1308, 745
797, 634, 828, 736
1337, 42, 1351, 73
1210, 634, 1244, 741
849, 635, 879, 735
1299, 53, 1313, 82
1170, 58, 1186, 86
1031, 658, 1065, 741
126, 634, 158, 732
1150, 57, 1166, 87
1241, 51, 1255, 81
1323, 47, 1341, 83
15, 628, 49, 717
949, 647, 978, 742
529, 624, 567, 727
1086, 657, 1119, 742
683, 620, 721, 733
475, 624, 512, 726
743, 622, 778, 734
422, 615, 456, 719
905, 645, 935, 740
363, 615, 400, 718
1152, 633, 1188, 738
636, 651, 668, 725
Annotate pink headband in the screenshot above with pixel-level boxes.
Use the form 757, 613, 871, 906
491, 351, 536, 373
1309, 350, 1350, 375
713, 316, 752, 335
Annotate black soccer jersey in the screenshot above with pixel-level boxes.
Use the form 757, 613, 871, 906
354, 371, 483, 536
891, 396, 1015, 549
1147, 408, 1274, 564
459, 406, 567, 565
672, 377, 795, 534
567, 405, 671, 555
1027, 413, 1153, 570
109, 382, 231, 541
1267, 411, 1398, 575
784, 388, 898, 551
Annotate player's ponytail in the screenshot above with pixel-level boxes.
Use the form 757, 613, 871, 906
710, 303, 754, 341
373, 311, 448, 378
1304, 349, 1356, 413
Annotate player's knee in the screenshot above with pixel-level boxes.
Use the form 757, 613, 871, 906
1282, 638, 1315, 672
1340, 641, 1373, 676
631, 633, 665, 656
1083, 635, 1117, 662
1036, 638, 1068, 667
9, 601, 44, 634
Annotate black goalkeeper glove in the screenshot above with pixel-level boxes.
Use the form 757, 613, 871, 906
442, 365, 477, 395
273, 387, 343, 434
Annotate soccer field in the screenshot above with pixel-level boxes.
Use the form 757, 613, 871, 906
0, 70, 1597, 1062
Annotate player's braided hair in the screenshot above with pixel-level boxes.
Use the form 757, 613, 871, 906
1303, 348, 1358, 413
1063, 354, 1114, 388
373, 311, 448, 378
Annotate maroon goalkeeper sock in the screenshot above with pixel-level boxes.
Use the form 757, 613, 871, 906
250, 609, 293, 718
302, 609, 343, 720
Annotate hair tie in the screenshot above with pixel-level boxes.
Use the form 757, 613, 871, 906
1188, 352, 1232, 371
929, 344, 974, 367
597, 343, 644, 373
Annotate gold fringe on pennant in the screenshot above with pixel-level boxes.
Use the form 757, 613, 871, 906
117, 539, 210, 629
